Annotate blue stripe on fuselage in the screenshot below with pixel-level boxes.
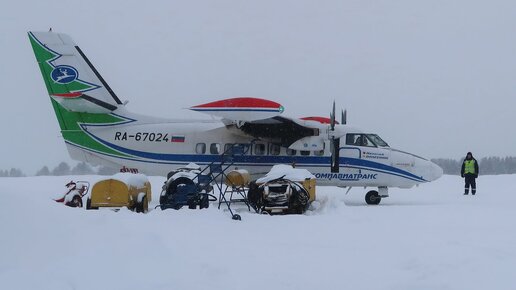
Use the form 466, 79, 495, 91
77, 131, 426, 182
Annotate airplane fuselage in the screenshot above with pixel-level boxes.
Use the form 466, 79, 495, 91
69, 114, 442, 188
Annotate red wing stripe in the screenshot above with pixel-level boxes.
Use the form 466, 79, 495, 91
192, 97, 281, 109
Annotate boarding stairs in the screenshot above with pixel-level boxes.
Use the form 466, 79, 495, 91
193, 143, 253, 220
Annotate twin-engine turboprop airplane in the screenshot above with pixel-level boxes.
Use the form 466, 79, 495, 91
28, 31, 443, 204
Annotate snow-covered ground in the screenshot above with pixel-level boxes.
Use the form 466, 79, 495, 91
1, 174, 515, 290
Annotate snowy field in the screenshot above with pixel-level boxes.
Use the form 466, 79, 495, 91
1, 174, 515, 290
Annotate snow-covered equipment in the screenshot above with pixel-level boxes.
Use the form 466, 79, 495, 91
54, 181, 89, 208
158, 144, 253, 220
248, 165, 315, 214
86, 173, 151, 213
159, 163, 216, 210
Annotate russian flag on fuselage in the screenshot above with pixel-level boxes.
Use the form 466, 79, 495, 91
170, 136, 185, 143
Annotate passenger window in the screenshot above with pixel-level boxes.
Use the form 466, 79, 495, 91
210, 143, 221, 154
269, 144, 280, 156
254, 143, 266, 155
286, 148, 297, 156
314, 142, 325, 156
236, 143, 249, 155
196, 143, 206, 154
300, 150, 310, 156
224, 144, 233, 154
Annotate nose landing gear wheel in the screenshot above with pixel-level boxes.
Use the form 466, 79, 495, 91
365, 190, 381, 205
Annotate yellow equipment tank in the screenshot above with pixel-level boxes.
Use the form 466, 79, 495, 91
225, 169, 251, 187
86, 173, 152, 213
300, 178, 316, 203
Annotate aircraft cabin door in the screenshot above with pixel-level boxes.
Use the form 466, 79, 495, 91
340, 146, 361, 174
339, 134, 362, 176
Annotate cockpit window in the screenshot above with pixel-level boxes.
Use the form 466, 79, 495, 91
346, 134, 372, 147
366, 134, 389, 147
345, 133, 385, 148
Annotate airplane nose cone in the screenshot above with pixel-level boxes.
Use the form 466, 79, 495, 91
427, 161, 443, 181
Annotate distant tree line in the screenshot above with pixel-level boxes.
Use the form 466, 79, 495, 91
2, 157, 516, 177
0, 162, 119, 177
0, 168, 26, 177
431, 156, 516, 175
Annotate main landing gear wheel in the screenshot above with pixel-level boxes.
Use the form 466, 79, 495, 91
365, 190, 381, 205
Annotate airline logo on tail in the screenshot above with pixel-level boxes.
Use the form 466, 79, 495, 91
28, 32, 100, 96
51, 65, 78, 84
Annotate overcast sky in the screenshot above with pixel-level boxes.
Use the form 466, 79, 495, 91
1, 0, 515, 174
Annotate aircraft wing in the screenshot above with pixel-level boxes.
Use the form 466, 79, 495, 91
233, 116, 324, 150
190, 98, 324, 150
189, 97, 284, 122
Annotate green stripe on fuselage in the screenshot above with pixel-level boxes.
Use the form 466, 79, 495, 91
50, 99, 131, 158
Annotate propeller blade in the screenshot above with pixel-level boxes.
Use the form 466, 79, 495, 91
330, 137, 340, 173
330, 101, 336, 130
341, 109, 347, 125
329, 101, 341, 172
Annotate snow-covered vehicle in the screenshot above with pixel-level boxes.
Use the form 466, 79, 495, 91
86, 173, 152, 213
248, 165, 315, 214
54, 181, 89, 208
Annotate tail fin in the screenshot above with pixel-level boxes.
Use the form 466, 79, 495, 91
28, 31, 122, 113
28, 31, 136, 168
